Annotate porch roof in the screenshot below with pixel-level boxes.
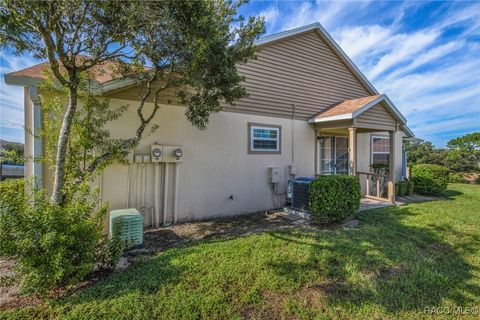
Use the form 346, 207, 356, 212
308, 94, 414, 137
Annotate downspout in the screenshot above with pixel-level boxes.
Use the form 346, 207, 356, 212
30, 87, 43, 189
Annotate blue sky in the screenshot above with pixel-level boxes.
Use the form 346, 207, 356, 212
1, 0, 479, 147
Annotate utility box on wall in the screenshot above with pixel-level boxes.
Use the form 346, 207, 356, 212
151, 144, 164, 162
164, 146, 184, 163
268, 167, 280, 184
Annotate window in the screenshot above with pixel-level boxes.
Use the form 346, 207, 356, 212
248, 123, 281, 154
371, 135, 390, 165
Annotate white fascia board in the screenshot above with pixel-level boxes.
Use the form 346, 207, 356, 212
254, 23, 321, 46
401, 125, 415, 138
351, 94, 408, 126
99, 77, 137, 94
308, 113, 353, 123
382, 94, 408, 124
351, 95, 386, 118
4, 74, 41, 87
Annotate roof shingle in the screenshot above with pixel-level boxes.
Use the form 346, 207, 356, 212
310, 95, 381, 120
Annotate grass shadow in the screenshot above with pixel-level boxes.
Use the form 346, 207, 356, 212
266, 204, 480, 314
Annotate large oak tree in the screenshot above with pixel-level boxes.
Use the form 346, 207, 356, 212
0, 0, 264, 204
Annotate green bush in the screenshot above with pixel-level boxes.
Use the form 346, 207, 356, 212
309, 175, 361, 224
411, 164, 449, 195
449, 173, 467, 184
0, 179, 109, 295
395, 181, 408, 196
405, 180, 414, 195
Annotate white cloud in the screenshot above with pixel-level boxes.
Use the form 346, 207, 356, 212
367, 30, 439, 80
0, 54, 40, 143
335, 25, 393, 60
259, 5, 280, 29
383, 40, 464, 79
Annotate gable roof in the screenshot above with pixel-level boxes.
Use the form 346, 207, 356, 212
255, 23, 379, 96
308, 94, 413, 137
6, 22, 378, 95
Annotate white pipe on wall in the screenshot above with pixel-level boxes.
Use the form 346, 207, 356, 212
173, 163, 179, 223
142, 164, 147, 213
135, 164, 140, 209
154, 163, 160, 227
126, 164, 131, 208
163, 162, 169, 225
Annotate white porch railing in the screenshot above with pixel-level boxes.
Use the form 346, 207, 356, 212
357, 171, 393, 202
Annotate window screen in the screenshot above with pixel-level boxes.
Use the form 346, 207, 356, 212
372, 136, 390, 165
249, 124, 280, 153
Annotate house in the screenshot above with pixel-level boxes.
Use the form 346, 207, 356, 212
4, 23, 413, 225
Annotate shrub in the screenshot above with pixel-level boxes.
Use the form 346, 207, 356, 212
309, 175, 361, 224
0, 179, 109, 295
405, 180, 414, 195
449, 173, 467, 184
395, 181, 408, 196
95, 233, 125, 271
411, 164, 449, 195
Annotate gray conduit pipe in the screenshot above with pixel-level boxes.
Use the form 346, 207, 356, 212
173, 163, 179, 223
154, 163, 160, 227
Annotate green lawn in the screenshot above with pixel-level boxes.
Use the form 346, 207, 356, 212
2, 184, 480, 320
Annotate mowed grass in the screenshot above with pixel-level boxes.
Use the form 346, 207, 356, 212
2, 184, 480, 320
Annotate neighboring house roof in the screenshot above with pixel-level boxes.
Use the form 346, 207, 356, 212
308, 94, 414, 137
4, 58, 130, 88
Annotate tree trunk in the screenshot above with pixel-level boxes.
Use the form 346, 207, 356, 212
50, 86, 78, 205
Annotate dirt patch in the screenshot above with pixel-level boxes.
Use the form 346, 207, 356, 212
378, 264, 408, 280
239, 290, 289, 320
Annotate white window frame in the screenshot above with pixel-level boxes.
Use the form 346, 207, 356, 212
371, 135, 390, 165
248, 123, 281, 154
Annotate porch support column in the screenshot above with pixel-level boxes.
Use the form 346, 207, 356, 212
388, 130, 396, 203
348, 127, 357, 176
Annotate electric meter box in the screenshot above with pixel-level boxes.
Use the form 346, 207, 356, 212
151, 144, 164, 162
268, 167, 280, 184
164, 146, 184, 163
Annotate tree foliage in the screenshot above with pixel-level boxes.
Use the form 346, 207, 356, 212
405, 139, 446, 167
39, 73, 129, 199
0, 0, 264, 204
446, 132, 480, 172
406, 133, 480, 174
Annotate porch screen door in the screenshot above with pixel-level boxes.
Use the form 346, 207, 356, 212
319, 136, 349, 175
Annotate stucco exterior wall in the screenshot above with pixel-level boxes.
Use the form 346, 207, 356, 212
97, 99, 315, 224
32, 98, 406, 224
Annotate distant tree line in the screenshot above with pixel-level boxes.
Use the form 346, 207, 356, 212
0, 141, 24, 165
406, 132, 480, 173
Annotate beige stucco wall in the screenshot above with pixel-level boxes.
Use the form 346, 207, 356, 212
97, 99, 315, 224
31, 95, 406, 224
